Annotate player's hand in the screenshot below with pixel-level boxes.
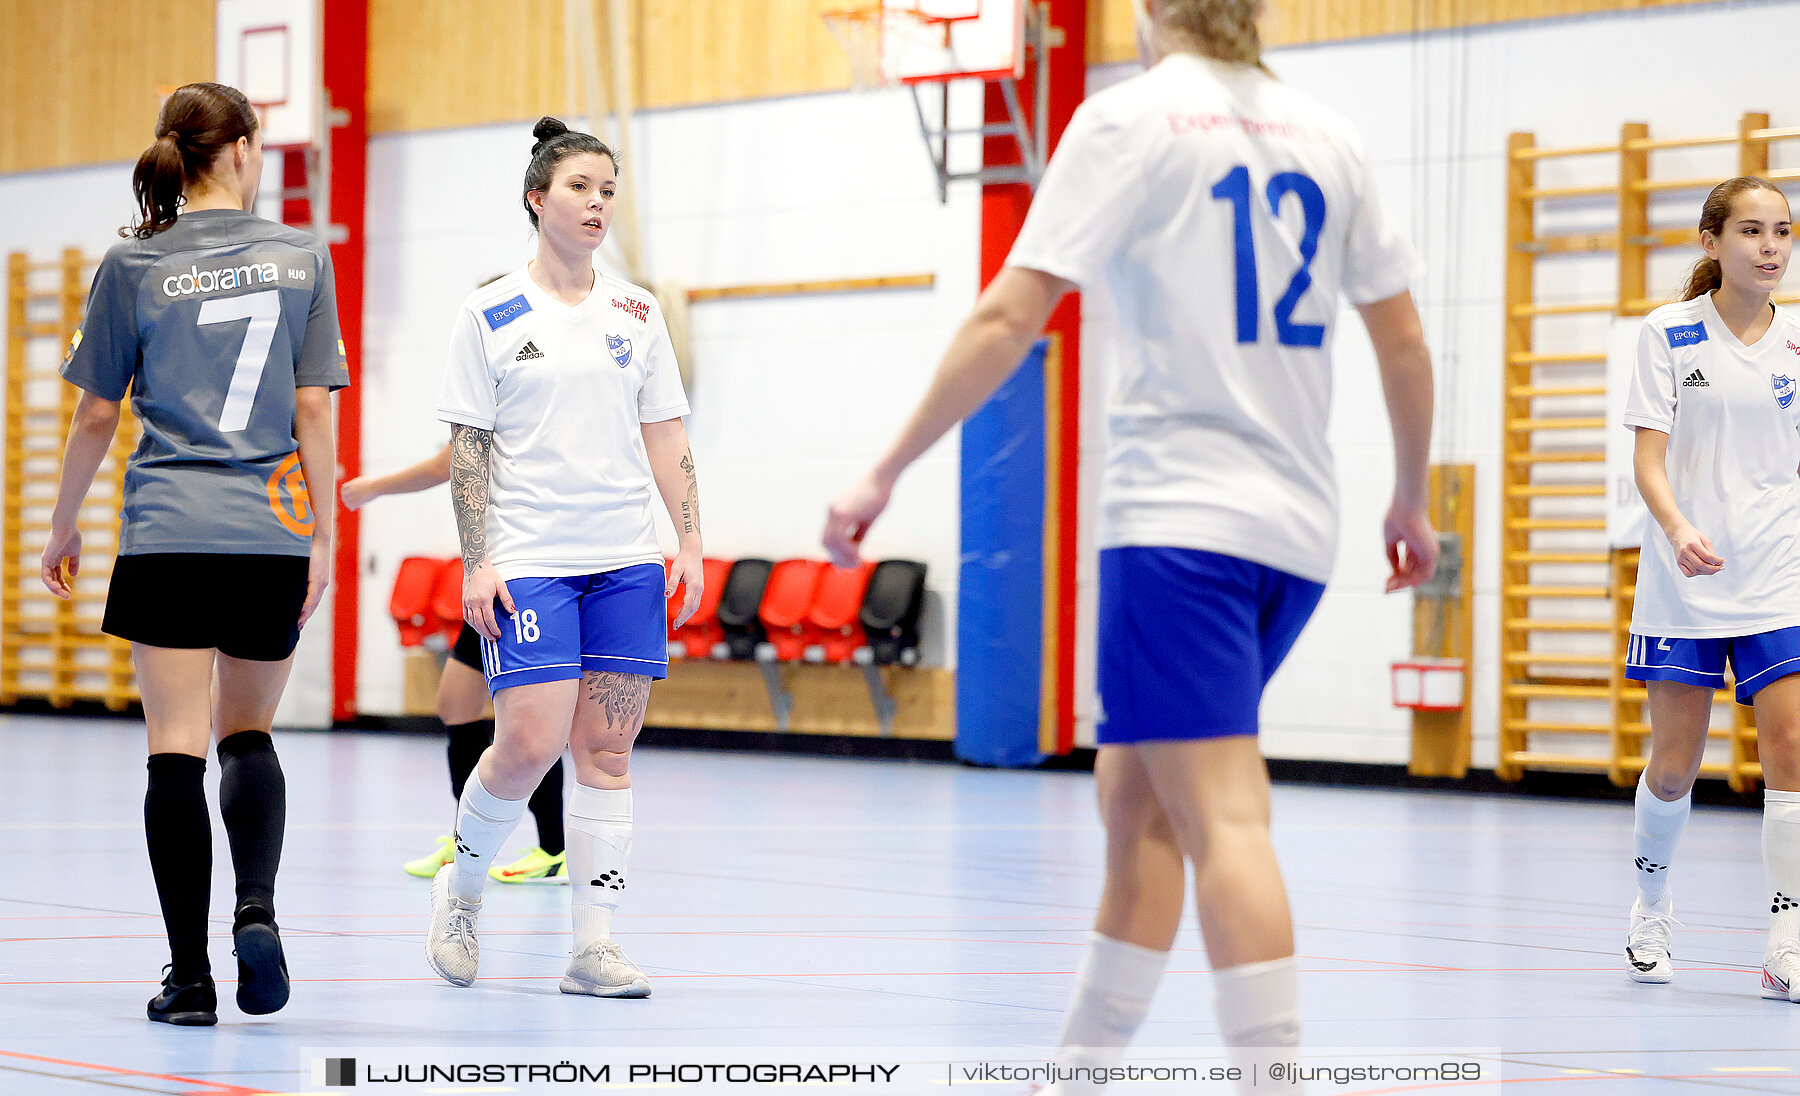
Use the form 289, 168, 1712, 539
339, 477, 374, 512
40, 523, 81, 601
298, 536, 332, 627
1667, 523, 1724, 577
1383, 502, 1439, 593
667, 549, 704, 629
463, 559, 514, 640
823, 471, 894, 569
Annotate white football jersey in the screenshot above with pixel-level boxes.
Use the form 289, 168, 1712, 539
1624, 296, 1800, 637
437, 266, 690, 580
1007, 53, 1419, 583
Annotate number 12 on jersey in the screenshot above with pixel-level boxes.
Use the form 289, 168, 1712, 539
1211, 165, 1327, 348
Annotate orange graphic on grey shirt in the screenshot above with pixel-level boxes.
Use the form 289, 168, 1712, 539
266, 452, 313, 536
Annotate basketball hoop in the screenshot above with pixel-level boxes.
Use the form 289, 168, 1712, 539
823, 4, 959, 91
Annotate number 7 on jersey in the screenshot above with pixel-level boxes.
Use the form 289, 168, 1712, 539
196, 289, 281, 433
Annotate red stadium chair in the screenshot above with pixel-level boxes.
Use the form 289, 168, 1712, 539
669, 557, 733, 659
430, 557, 467, 646
757, 559, 828, 661
391, 556, 452, 647
807, 560, 877, 663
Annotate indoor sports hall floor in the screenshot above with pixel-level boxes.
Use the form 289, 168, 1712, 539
2, 715, 1799, 1094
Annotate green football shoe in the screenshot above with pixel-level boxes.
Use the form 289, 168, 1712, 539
490, 846, 569, 885
404, 835, 455, 879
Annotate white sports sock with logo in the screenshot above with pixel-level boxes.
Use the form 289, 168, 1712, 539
1050, 932, 1168, 1089
1763, 790, 1800, 955
568, 783, 633, 952
449, 768, 529, 903
1214, 956, 1302, 1095
1633, 776, 1690, 908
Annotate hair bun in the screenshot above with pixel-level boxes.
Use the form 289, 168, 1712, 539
531, 116, 569, 153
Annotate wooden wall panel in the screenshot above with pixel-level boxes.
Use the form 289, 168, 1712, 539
366, 0, 571, 133
627, 0, 853, 112
1091, 0, 1734, 64
0, 0, 1738, 172
0, 0, 212, 175
367, 0, 853, 135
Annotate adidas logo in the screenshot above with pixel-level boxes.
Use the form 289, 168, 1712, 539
1681, 369, 1708, 387
514, 340, 545, 361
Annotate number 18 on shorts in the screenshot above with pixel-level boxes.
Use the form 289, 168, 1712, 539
476, 564, 670, 690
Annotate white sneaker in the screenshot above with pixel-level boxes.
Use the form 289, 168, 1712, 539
560, 940, 651, 998
1761, 940, 1800, 1002
427, 864, 481, 987
1625, 898, 1676, 984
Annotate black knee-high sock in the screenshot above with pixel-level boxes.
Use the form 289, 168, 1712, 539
217, 731, 284, 915
145, 753, 211, 982
445, 720, 492, 803
528, 757, 566, 855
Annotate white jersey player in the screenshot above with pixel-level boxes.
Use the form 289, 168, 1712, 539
824, 2, 1436, 1090
426, 117, 702, 999
1619, 175, 1800, 1003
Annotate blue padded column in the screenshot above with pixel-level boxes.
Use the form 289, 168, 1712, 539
955, 339, 1046, 767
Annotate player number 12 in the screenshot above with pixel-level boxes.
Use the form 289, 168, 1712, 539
1210, 165, 1327, 348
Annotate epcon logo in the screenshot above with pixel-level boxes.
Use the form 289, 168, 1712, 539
162, 261, 280, 298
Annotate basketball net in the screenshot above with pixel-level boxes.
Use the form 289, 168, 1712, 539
822, 6, 888, 90
823, 5, 956, 91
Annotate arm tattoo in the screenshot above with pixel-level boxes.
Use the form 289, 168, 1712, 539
449, 423, 492, 575
584, 671, 651, 732
679, 449, 698, 538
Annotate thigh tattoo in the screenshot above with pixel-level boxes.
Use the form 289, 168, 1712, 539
584, 671, 651, 731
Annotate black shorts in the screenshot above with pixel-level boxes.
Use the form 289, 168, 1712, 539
102, 553, 309, 662
450, 621, 483, 672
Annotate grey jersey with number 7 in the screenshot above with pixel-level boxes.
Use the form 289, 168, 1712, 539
61, 208, 350, 556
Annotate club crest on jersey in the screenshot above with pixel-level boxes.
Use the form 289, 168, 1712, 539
607, 333, 632, 369
1776, 374, 1795, 409
63, 328, 82, 366
1665, 321, 1708, 348
483, 294, 532, 330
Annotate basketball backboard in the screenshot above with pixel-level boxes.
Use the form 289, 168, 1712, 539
883, 0, 1023, 85
215, 0, 321, 150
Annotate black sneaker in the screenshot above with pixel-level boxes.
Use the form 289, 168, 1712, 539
147, 968, 217, 1026
232, 905, 290, 1015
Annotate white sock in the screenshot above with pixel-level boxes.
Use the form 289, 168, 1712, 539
1633, 776, 1690, 908
1053, 932, 1168, 1083
568, 783, 632, 952
1213, 956, 1301, 1096
449, 768, 528, 902
1764, 790, 1800, 955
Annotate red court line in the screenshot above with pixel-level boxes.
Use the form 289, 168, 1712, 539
0, 1048, 264, 1095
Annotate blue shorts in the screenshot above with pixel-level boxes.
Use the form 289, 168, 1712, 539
478, 564, 669, 691
1624, 627, 1800, 705
1097, 546, 1325, 745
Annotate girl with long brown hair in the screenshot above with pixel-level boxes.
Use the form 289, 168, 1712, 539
43, 82, 347, 1026
1621, 175, 1800, 1002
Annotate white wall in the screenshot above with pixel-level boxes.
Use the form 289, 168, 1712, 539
1081, 0, 1800, 764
